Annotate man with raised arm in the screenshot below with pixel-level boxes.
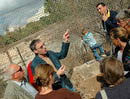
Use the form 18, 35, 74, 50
29, 29, 74, 91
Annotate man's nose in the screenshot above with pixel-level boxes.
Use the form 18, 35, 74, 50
43, 45, 46, 48
98, 9, 100, 12
117, 22, 121, 26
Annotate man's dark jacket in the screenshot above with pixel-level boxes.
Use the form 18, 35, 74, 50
29, 42, 74, 91
122, 41, 130, 71
122, 41, 130, 77
102, 10, 118, 34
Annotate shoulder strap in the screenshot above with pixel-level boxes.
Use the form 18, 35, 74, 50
100, 89, 108, 99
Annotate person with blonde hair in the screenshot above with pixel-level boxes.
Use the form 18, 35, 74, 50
34, 64, 81, 99
96, 56, 130, 99
81, 28, 105, 61
110, 27, 130, 77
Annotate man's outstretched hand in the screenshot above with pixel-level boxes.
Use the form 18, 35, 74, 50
57, 65, 66, 78
63, 29, 70, 42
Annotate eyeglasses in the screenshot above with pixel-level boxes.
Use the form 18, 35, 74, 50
37, 43, 45, 49
117, 19, 125, 23
15, 66, 23, 73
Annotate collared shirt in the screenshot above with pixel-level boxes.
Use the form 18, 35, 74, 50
13, 79, 38, 98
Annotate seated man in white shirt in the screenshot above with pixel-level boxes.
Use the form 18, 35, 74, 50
4, 64, 38, 99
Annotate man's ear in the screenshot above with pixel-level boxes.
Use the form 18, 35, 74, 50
103, 6, 107, 14
34, 50, 38, 54
117, 38, 121, 42
104, 6, 107, 9
12, 73, 17, 79
49, 75, 52, 79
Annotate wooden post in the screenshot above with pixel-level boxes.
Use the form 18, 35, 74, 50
16, 47, 27, 68
16, 47, 28, 79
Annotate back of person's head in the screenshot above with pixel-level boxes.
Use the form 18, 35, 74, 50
116, 9, 130, 21
110, 27, 128, 42
96, 2, 106, 7
34, 64, 55, 87
100, 56, 124, 86
81, 28, 87, 35
30, 39, 41, 52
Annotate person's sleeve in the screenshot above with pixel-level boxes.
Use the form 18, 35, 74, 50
31, 64, 35, 75
82, 39, 87, 44
4, 90, 18, 99
123, 44, 130, 71
54, 72, 60, 80
62, 88, 82, 99
105, 11, 118, 28
123, 61, 130, 71
55, 42, 70, 59
82, 36, 88, 44
4, 95, 17, 99
95, 92, 102, 99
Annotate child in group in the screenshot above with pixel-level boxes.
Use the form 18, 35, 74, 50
81, 28, 106, 61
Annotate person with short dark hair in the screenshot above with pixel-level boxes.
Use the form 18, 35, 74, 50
29, 29, 74, 91
96, 2, 118, 55
96, 56, 130, 99
34, 64, 81, 99
96, 2, 118, 34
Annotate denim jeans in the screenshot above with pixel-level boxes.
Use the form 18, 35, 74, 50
90, 43, 104, 61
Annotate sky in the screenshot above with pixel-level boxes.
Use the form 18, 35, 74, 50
0, 0, 36, 15
0, 0, 45, 35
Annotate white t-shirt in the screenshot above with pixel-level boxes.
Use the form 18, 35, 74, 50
117, 50, 122, 62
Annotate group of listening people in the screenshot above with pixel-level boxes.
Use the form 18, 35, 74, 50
95, 2, 130, 99
3, 2, 130, 99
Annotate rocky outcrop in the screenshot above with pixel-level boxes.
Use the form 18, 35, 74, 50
71, 60, 101, 99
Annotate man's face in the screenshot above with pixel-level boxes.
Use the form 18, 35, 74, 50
117, 18, 129, 28
34, 41, 47, 55
13, 65, 24, 81
97, 5, 107, 15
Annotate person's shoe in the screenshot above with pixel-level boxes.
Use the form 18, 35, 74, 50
101, 54, 107, 57
105, 51, 111, 56
96, 57, 103, 62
